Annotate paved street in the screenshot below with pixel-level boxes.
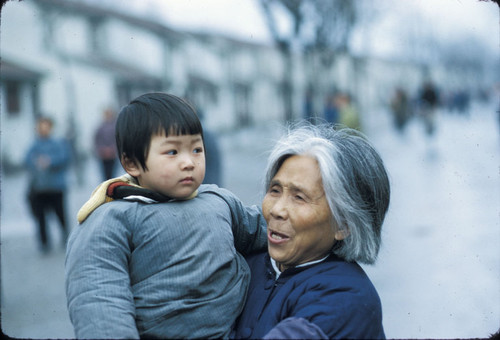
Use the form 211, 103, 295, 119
1, 103, 499, 339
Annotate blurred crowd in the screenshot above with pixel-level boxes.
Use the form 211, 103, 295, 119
388, 81, 498, 136
303, 80, 497, 138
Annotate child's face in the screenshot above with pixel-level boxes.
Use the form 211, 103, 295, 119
129, 133, 206, 199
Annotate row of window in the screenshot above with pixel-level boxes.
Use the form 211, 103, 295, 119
4, 80, 21, 116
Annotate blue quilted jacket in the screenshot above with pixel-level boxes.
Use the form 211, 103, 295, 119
233, 252, 386, 339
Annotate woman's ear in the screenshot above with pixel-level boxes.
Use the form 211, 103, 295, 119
121, 154, 141, 177
334, 228, 350, 241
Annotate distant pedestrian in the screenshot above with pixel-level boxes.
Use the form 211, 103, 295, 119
338, 93, 361, 130
25, 116, 71, 253
419, 81, 439, 136
197, 108, 223, 187
303, 88, 315, 124
94, 108, 118, 180
452, 89, 470, 116
323, 93, 339, 124
202, 128, 223, 186
390, 87, 410, 133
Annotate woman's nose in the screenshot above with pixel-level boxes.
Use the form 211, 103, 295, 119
269, 196, 288, 220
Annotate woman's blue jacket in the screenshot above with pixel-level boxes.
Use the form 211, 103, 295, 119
233, 252, 385, 339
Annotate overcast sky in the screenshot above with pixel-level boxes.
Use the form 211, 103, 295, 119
78, 0, 499, 60
136, 0, 499, 57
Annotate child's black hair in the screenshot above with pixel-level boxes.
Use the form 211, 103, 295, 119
116, 92, 203, 171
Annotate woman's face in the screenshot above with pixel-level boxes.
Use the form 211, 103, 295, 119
262, 154, 345, 271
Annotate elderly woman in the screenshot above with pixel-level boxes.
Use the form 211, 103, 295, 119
233, 124, 390, 339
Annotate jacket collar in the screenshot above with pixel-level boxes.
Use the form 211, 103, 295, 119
267, 253, 332, 280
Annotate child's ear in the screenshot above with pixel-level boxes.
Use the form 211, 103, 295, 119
121, 155, 141, 177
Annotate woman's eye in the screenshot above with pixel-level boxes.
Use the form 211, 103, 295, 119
294, 195, 305, 201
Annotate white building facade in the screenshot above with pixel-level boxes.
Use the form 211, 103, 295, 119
1, 0, 479, 171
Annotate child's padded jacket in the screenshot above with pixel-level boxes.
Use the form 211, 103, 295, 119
65, 184, 267, 339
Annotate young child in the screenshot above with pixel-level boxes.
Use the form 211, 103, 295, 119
65, 93, 267, 339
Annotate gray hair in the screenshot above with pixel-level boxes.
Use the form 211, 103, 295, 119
264, 123, 390, 264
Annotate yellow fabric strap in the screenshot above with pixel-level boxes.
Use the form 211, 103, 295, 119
76, 174, 199, 224
76, 174, 138, 224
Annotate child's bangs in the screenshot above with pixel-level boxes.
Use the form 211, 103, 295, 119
159, 114, 203, 137
149, 95, 203, 137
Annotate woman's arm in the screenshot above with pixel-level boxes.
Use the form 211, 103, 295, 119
263, 317, 328, 339
273, 276, 385, 339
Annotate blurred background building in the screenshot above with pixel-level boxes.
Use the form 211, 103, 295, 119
2, 0, 497, 173
1, 0, 499, 338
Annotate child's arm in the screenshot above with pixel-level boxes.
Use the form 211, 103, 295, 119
231, 203, 268, 255
65, 206, 140, 339
204, 187, 267, 255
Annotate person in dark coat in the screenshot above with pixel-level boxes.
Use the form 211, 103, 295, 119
94, 108, 118, 180
196, 109, 223, 187
419, 81, 439, 136
233, 123, 390, 339
390, 87, 411, 133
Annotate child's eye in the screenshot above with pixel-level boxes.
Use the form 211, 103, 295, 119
193, 147, 203, 154
166, 150, 177, 155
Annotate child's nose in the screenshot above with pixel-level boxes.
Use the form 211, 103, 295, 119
180, 154, 195, 169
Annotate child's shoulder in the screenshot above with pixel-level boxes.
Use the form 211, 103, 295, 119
198, 183, 221, 193
85, 199, 139, 223
199, 184, 232, 196
198, 184, 239, 202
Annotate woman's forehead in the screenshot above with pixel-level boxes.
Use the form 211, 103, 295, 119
273, 155, 324, 192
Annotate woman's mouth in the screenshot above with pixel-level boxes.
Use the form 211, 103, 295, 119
268, 229, 290, 244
